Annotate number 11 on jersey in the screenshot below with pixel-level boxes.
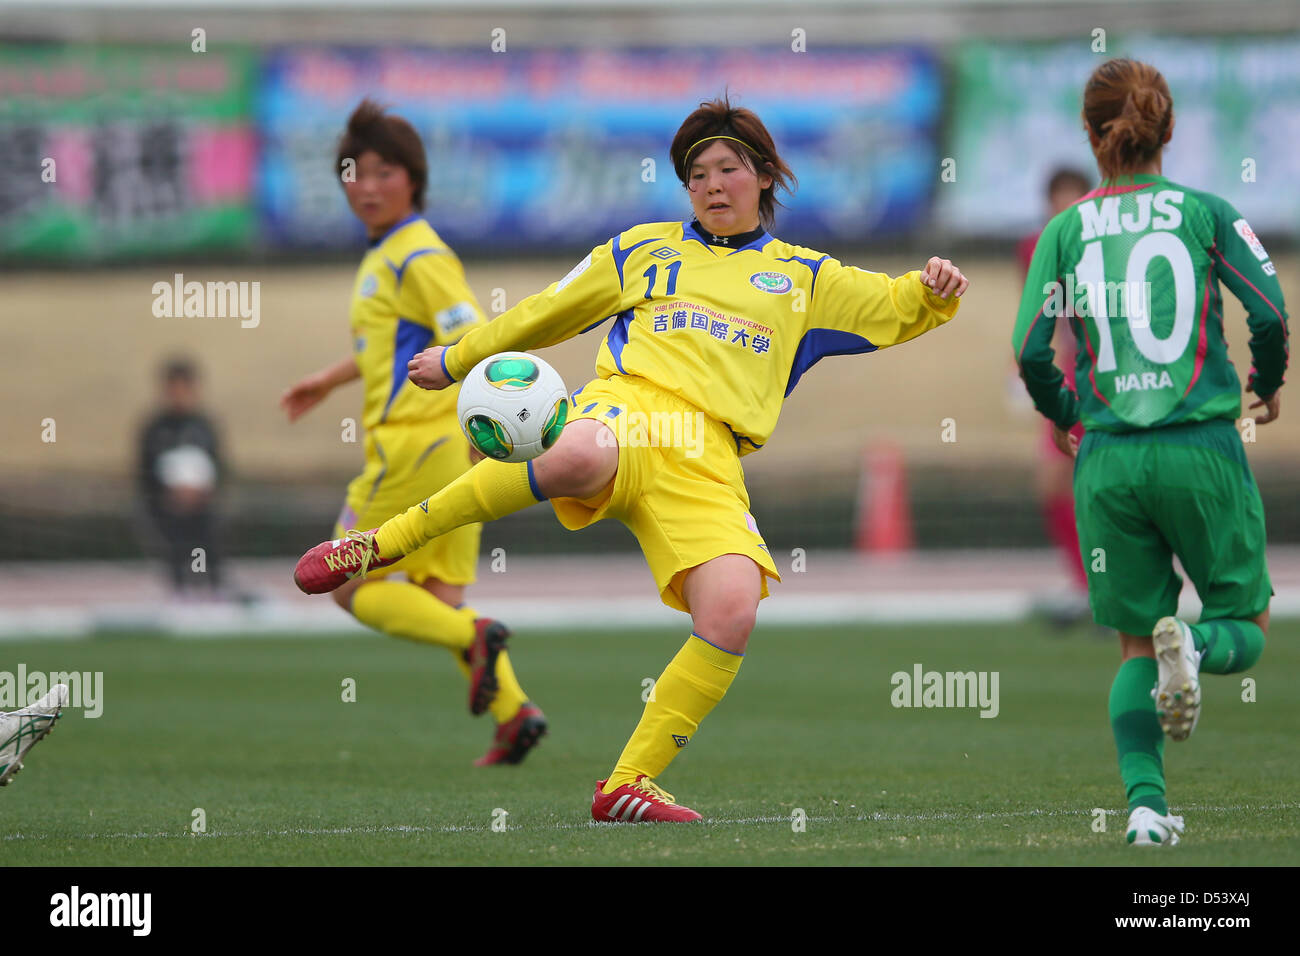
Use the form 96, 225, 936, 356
643, 261, 682, 299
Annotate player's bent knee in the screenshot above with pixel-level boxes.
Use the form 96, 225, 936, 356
693, 596, 757, 651
536, 419, 618, 498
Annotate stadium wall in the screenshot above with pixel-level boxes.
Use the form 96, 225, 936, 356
4, 255, 1297, 557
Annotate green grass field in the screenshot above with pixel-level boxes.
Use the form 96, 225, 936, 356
4, 620, 1297, 866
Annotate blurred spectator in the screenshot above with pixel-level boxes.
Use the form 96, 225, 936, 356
138, 358, 225, 595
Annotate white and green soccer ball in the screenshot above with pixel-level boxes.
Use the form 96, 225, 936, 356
456, 352, 569, 463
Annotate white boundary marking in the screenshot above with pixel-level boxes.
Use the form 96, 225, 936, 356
6, 802, 1298, 841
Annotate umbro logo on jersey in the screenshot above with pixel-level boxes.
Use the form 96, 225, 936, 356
672, 734, 689, 748
649, 246, 681, 260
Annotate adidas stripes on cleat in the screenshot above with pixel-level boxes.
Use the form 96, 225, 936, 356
293, 528, 399, 595
592, 776, 703, 823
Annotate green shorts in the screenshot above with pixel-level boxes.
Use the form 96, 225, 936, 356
1072, 419, 1272, 635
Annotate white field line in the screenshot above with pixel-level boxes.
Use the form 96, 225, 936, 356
6, 802, 1299, 842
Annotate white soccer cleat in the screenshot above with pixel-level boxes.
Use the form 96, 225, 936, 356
1126, 806, 1184, 846
1152, 616, 1201, 741
0, 683, 69, 787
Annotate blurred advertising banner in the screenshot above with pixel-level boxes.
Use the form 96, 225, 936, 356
0, 45, 256, 259
259, 46, 941, 252
939, 37, 1300, 238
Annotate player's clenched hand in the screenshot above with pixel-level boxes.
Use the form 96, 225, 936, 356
920, 257, 969, 300
1247, 388, 1281, 425
409, 346, 452, 390
1051, 424, 1079, 459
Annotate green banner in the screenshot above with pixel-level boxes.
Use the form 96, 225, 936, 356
940, 36, 1300, 237
0, 45, 257, 259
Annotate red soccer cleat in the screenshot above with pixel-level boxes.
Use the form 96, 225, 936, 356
466, 618, 510, 716
473, 702, 548, 766
591, 776, 703, 823
293, 529, 399, 594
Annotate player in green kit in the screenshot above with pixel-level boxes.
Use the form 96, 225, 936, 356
1013, 59, 1289, 846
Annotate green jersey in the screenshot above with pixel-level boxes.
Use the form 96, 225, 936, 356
1013, 174, 1289, 432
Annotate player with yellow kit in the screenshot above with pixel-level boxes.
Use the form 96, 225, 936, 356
282, 100, 545, 766
296, 96, 967, 819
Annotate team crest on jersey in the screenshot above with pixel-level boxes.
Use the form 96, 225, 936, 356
649, 246, 680, 260
749, 271, 793, 294
359, 274, 378, 298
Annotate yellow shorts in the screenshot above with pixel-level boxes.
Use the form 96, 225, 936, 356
552, 375, 781, 612
335, 419, 481, 586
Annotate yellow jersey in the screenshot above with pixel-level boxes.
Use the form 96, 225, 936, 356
350, 214, 487, 430
442, 220, 960, 454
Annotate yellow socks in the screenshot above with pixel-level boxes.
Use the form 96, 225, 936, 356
484, 650, 529, 725
349, 581, 529, 724
351, 579, 476, 649
604, 633, 742, 793
376, 460, 541, 558
352, 459, 542, 723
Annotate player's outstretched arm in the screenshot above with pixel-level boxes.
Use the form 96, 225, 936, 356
281, 355, 361, 422
410, 238, 637, 391
808, 254, 967, 358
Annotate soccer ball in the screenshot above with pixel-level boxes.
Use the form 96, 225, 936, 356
456, 352, 569, 463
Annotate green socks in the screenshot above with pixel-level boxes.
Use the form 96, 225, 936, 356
1109, 657, 1167, 814
1191, 618, 1265, 674
1108, 620, 1264, 818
